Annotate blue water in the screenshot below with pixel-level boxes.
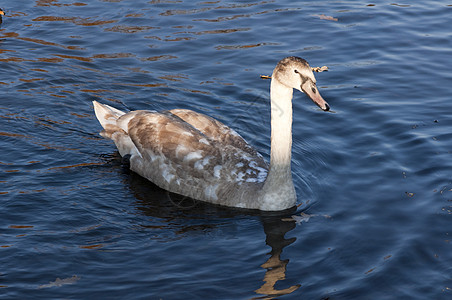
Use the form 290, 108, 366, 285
1, 0, 451, 298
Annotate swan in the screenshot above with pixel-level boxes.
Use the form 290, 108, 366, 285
93, 56, 330, 211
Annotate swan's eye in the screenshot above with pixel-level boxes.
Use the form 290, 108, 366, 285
294, 69, 299, 74
311, 87, 316, 94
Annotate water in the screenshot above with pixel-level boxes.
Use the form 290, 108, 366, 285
1, 0, 451, 298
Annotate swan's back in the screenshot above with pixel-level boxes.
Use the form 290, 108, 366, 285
93, 101, 268, 206
169, 109, 260, 157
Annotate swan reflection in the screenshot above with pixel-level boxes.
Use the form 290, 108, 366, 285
254, 216, 300, 298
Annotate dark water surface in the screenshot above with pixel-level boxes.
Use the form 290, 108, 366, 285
1, 0, 451, 299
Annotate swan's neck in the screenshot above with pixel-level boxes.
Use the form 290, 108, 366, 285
269, 78, 293, 168
259, 78, 296, 210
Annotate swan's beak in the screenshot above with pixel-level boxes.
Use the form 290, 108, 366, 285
0, 10, 4, 16
301, 81, 330, 111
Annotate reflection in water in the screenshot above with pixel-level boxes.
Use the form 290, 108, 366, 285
124, 166, 300, 298
255, 217, 300, 298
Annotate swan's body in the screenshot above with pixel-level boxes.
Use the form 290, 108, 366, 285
93, 57, 329, 211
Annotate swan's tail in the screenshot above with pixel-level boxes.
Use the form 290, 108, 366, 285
92, 101, 140, 158
93, 100, 126, 129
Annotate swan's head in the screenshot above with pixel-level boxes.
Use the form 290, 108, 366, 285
273, 56, 330, 111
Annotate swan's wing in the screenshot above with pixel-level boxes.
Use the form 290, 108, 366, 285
167, 108, 269, 183
118, 110, 268, 200
123, 110, 217, 170
168, 109, 261, 158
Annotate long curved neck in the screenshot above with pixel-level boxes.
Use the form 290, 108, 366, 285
258, 77, 296, 206
269, 78, 293, 172
257, 77, 296, 210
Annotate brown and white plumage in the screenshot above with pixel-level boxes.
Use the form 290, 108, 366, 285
93, 57, 329, 211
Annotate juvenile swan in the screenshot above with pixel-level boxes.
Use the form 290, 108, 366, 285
93, 57, 330, 211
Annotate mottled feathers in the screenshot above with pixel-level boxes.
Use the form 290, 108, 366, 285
93, 101, 268, 204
